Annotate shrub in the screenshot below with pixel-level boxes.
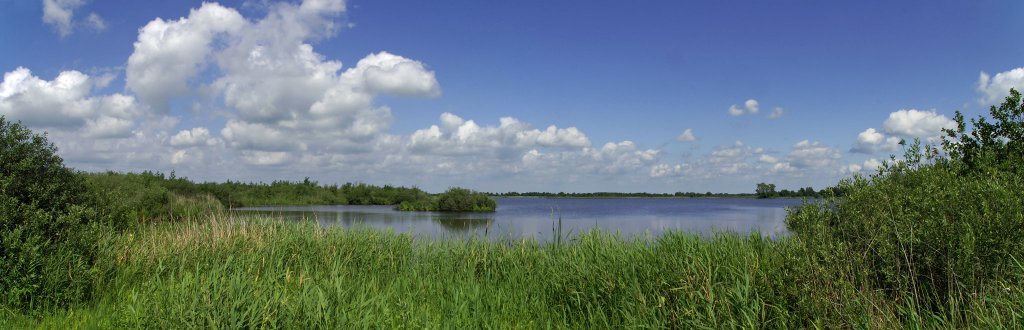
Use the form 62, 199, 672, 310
0, 117, 106, 311
786, 90, 1024, 317
435, 188, 497, 212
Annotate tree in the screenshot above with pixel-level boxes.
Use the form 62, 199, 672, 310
0, 116, 104, 310
943, 88, 1024, 173
755, 182, 776, 199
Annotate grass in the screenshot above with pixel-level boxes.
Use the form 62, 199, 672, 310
2, 214, 799, 328
3, 213, 1022, 328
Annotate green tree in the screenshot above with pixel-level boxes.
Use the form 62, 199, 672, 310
436, 187, 497, 212
943, 88, 1024, 173
0, 117, 105, 310
755, 182, 776, 199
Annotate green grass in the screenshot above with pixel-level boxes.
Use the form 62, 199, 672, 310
2, 214, 1022, 328
1, 215, 794, 328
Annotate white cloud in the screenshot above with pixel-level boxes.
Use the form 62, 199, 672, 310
978, 68, 1024, 105
82, 116, 134, 138
240, 151, 292, 166
0, 67, 142, 135
650, 163, 687, 178
17, 0, 871, 193
221, 120, 305, 152
768, 107, 783, 119
42, 0, 84, 37
882, 109, 956, 140
786, 140, 841, 169
745, 99, 759, 114
646, 138, 846, 189
772, 162, 795, 173
170, 127, 217, 148
851, 128, 901, 154
727, 99, 760, 116
842, 163, 861, 174
676, 128, 696, 142
126, 2, 247, 111
863, 158, 883, 171
41, 0, 105, 37
85, 12, 106, 31
727, 105, 745, 116
343, 52, 440, 97
409, 112, 591, 155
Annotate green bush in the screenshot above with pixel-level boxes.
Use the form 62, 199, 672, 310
82, 171, 171, 223
0, 117, 107, 311
435, 187, 496, 212
786, 90, 1024, 318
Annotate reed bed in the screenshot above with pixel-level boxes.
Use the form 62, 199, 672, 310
4, 214, 1022, 329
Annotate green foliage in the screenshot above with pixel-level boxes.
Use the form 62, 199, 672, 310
5, 218, 807, 328
396, 187, 497, 212
943, 88, 1024, 173
755, 182, 777, 199
786, 89, 1024, 323
435, 187, 496, 212
10, 217, 1022, 328
0, 117, 106, 311
81, 171, 452, 217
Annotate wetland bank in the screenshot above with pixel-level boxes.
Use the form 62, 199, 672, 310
4, 90, 1024, 327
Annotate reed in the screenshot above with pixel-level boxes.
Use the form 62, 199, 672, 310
4, 213, 1022, 329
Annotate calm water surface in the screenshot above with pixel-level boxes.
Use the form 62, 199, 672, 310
233, 198, 807, 240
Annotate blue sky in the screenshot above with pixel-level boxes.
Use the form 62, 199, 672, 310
2, 0, 1023, 193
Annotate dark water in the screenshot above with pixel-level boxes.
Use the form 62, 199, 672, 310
232, 198, 807, 240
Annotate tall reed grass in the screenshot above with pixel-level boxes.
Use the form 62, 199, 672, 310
4, 214, 1022, 328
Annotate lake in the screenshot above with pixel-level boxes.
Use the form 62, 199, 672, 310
232, 197, 808, 241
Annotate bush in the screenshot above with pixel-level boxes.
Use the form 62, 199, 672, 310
0, 117, 107, 311
436, 187, 496, 212
785, 90, 1024, 318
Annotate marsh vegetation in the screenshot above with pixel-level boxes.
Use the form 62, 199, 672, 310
3, 89, 1024, 327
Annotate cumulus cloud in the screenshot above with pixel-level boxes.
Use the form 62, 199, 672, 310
42, 0, 83, 37
851, 109, 953, 156
851, 128, 902, 154
344, 52, 440, 97
698, 141, 762, 176
727, 99, 760, 116
650, 163, 687, 178
676, 128, 696, 142
863, 158, 883, 171
745, 99, 759, 113
786, 140, 841, 169
650, 139, 842, 184
123, 0, 439, 158
42, 0, 104, 37
882, 109, 956, 140
0, 67, 141, 136
842, 158, 884, 175
768, 107, 783, 119
21, 0, 850, 192
170, 127, 217, 148
126, 2, 246, 111
409, 113, 590, 155
978, 68, 1024, 105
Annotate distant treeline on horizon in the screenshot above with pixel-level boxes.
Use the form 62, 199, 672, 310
490, 187, 826, 199
85, 171, 828, 206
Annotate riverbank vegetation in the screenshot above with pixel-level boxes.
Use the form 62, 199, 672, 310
79, 170, 495, 223
397, 187, 496, 212
496, 186, 825, 199
3, 89, 1024, 327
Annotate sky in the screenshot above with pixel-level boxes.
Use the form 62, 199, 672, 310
2, 0, 1024, 193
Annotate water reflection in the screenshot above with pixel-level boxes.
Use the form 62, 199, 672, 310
232, 198, 806, 241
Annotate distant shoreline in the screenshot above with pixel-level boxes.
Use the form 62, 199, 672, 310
491, 195, 810, 199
